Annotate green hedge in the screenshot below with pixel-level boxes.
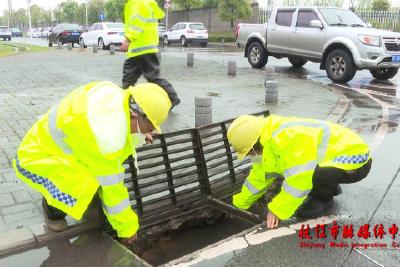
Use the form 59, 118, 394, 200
208, 32, 236, 42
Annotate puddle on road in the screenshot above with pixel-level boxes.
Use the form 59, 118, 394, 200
127, 208, 254, 266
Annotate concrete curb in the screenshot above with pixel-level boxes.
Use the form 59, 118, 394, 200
0, 220, 101, 257
208, 42, 238, 48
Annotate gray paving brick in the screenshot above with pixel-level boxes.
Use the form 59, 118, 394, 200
1, 169, 17, 182
0, 216, 4, 232
0, 181, 25, 194
12, 190, 32, 203
3, 208, 41, 225
0, 193, 14, 207
1, 203, 36, 215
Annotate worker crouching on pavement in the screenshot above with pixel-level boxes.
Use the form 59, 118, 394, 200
228, 114, 372, 229
13, 81, 171, 245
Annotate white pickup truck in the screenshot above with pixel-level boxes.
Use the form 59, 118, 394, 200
237, 7, 400, 82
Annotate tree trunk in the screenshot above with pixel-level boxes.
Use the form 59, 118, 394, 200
185, 5, 191, 21
231, 20, 233, 28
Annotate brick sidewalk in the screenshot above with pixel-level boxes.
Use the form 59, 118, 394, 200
0, 48, 338, 233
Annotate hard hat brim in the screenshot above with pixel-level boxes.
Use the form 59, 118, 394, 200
237, 152, 247, 161
154, 126, 161, 134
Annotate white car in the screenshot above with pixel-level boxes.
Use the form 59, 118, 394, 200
80, 22, 125, 50
27, 28, 41, 38
41, 27, 52, 38
162, 22, 208, 47
0, 26, 11, 41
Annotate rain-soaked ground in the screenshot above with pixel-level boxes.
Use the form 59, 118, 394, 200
1, 45, 400, 266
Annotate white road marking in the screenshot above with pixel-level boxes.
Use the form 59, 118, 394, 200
171, 237, 248, 267
245, 226, 295, 245
169, 215, 344, 266
354, 248, 385, 267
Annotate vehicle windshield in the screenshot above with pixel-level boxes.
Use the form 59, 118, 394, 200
319, 8, 366, 27
106, 23, 123, 29
60, 24, 81, 30
189, 24, 206, 30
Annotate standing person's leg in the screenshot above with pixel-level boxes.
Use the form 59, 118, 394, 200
137, 53, 181, 107
122, 57, 142, 89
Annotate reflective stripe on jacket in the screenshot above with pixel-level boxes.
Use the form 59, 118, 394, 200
233, 115, 370, 220
13, 81, 139, 238
124, 0, 164, 58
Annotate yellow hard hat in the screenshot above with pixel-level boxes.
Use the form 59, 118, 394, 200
227, 115, 265, 161
126, 83, 172, 133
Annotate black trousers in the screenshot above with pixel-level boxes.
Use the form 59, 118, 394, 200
122, 53, 179, 103
310, 159, 372, 201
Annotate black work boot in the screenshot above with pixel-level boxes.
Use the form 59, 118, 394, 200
295, 196, 334, 219
334, 185, 342, 196
42, 198, 67, 232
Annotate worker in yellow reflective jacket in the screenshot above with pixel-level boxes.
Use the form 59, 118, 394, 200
13, 81, 171, 246
121, 0, 181, 109
228, 114, 372, 229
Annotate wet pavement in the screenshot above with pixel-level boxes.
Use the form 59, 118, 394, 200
1, 42, 400, 266
163, 48, 400, 266
0, 230, 149, 267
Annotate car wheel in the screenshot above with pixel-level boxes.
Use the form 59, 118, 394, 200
79, 38, 87, 48
247, 42, 268, 69
370, 67, 398, 80
98, 38, 107, 50
288, 57, 307, 68
163, 35, 169, 45
200, 42, 207, 48
181, 36, 188, 47
325, 49, 356, 83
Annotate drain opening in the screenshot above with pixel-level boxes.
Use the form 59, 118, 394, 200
131, 207, 254, 266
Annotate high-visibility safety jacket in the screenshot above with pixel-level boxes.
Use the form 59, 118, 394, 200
13, 81, 139, 238
233, 115, 370, 220
124, 0, 164, 58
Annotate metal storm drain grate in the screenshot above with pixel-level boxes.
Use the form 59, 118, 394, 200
104, 111, 269, 266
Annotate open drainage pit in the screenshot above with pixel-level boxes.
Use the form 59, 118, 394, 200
120, 207, 257, 266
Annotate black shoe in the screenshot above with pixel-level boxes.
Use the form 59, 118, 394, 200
334, 185, 342, 196
170, 98, 181, 111
42, 199, 67, 232
295, 196, 334, 219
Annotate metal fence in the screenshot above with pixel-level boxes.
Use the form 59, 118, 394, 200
259, 7, 273, 24
358, 10, 400, 30
258, 7, 400, 30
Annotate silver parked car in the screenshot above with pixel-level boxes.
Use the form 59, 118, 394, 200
239, 7, 400, 82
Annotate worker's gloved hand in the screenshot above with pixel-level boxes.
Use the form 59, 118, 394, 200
121, 38, 130, 52
120, 234, 137, 246
145, 133, 154, 144
266, 211, 279, 229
